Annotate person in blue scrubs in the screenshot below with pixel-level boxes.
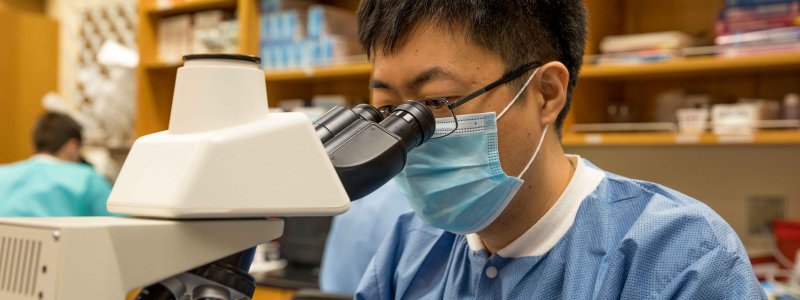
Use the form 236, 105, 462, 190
0, 112, 115, 217
320, 180, 410, 294
353, 1, 766, 299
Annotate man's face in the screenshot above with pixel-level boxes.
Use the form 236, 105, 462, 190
371, 23, 548, 177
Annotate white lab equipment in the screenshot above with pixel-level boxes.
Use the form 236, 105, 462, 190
0, 217, 283, 300
0, 54, 349, 300
108, 55, 350, 218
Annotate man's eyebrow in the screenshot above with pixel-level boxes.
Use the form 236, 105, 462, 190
407, 67, 461, 91
369, 79, 392, 90
369, 67, 464, 93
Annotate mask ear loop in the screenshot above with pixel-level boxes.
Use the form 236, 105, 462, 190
492, 66, 547, 178
518, 125, 549, 178
497, 67, 540, 120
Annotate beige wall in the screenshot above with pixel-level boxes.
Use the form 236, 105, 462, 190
566, 145, 800, 255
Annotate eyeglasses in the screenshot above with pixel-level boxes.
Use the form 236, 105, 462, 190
377, 61, 541, 139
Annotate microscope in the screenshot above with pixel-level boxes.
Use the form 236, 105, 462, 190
0, 54, 434, 300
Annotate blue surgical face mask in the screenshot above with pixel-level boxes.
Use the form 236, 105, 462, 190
395, 68, 548, 234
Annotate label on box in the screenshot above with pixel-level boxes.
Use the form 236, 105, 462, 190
712, 103, 758, 135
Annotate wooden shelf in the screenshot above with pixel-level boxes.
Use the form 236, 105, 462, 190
141, 61, 372, 78
145, 0, 237, 16
580, 52, 800, 80
265, 62, 372, 82
142, 61, 181, 70
145, 52, 800, 82
562, 130, 800, 146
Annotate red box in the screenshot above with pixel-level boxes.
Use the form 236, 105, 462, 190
774, 219, 800, 262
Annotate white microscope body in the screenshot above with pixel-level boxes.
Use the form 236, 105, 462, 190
0, 55, 350, 300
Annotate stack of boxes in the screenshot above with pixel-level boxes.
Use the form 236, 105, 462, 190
715, 0, 800, 57
157, 10, 239, 63
593, 31, 698, 65
259, 0, 361, 70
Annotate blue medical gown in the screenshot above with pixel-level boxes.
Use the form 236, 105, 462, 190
355, 168, 766, 299
0, 157, 115, 217
320, 180, 411, 294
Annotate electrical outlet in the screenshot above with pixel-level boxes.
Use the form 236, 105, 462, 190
749, 196, 786, 235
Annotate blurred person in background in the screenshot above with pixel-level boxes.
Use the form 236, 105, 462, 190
0, 112, 116, 217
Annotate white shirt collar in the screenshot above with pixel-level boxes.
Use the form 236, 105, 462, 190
466, 155, 605, 258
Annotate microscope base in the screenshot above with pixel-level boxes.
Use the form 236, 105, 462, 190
0, 217, 283, 300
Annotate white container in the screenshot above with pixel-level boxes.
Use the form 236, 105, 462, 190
676, 108, 709, 134
785, 93, 800, 120
711, 103, 759, 135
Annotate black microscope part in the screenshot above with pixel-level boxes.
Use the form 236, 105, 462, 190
319, 101, 435, 200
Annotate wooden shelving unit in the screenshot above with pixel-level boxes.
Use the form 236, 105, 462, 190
581, 52, 800, 80
136, 0, 256, 135
563, 131, 800, 146
565, 0, 800, 147
144, 0, 237, 16
141, 57, 371, 79
265, 62, 372, 82
135, 0, 363, 136
136, 0, 800, 146
142, 61, 181, 70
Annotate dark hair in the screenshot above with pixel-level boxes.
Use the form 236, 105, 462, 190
357, 0, 587, 134
32, 112, 83, 154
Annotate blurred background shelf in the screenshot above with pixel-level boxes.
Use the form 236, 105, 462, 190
581, 52, 800, 80
144, 0, 237, 16
264, 51, 800, 82
142, 61, 372, 80
563, 131, 800, 146
264, 62, 372, 82
142, 61, 181, 70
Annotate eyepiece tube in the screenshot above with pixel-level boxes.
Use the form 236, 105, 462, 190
319, 101, 435, 200
312, 106, 360, 144
313, 105, 386, 144
352, 104, 384, 123
378, 101, 435, 152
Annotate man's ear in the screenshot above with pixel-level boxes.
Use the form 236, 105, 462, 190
535, 62, 569, 126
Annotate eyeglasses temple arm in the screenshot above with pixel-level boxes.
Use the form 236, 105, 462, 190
448, 62, 541, 110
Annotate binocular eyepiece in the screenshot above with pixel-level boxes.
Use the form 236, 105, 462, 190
313, 101, 436, 200
313, 104, 384, 143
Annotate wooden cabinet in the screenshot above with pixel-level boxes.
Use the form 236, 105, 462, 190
253, 286, 295, 300
568, 0, 800, 146
0, 8, 58, 163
